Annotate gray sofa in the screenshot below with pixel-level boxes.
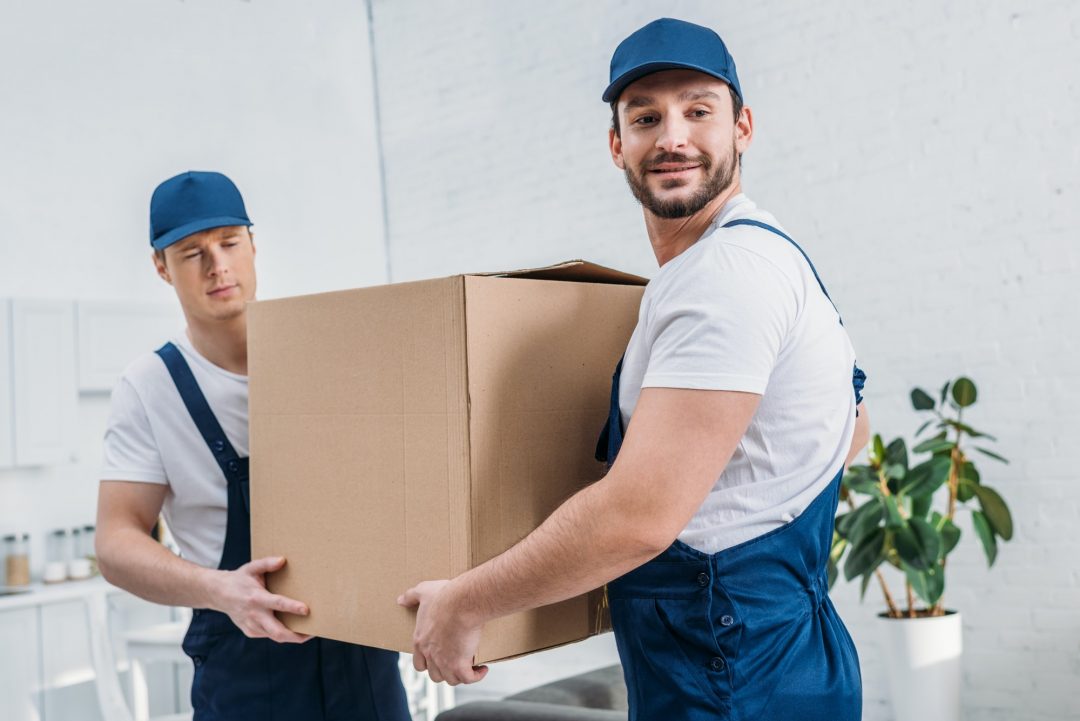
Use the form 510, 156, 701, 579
435, 665, 627, 721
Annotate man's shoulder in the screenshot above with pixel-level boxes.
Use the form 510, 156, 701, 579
116, 344, 173, 395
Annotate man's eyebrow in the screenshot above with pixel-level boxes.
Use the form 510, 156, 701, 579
678, 89, 724, 103
622, 95, 656, 112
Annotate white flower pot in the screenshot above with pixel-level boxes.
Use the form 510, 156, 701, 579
878, 611, 962, 721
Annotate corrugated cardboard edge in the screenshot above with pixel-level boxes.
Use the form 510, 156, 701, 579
448, 275, 472, 578
471, 259, 649, 287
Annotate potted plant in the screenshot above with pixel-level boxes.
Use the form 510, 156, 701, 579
829, 377, 1014, 721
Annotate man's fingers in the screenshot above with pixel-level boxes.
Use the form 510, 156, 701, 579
261, 615, 310, 644
260, 592, 309, 616
244, 556, 286, 575
398, 586, 420, 608
411, 652, 427, 673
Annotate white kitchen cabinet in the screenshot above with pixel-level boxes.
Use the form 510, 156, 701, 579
10, 299, 78, 466
0, 606, 43, 721
76, 301, 182, 393
0, 300, 13, 467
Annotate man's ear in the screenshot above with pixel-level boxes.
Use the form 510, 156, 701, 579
153, 251, 173, 286
734, 105, 754, 155
609, 127, 626, 170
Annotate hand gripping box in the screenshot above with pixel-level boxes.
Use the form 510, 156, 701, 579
248, 261, 647, 663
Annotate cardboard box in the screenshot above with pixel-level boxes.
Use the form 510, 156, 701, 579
248, 261, 647, 663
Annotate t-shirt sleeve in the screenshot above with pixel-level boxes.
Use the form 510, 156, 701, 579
641, 246, 798, 395
101, 377, 168, 484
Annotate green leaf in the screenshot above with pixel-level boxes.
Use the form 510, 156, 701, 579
937, 518, 963, 556
957, 478, 977, 503
859, 572, 873, 601
884, 438, 909, 472
957, 462, 980, 485
911, 493, 933, 520
842, 466, 880, 495
836, 498, 882, 540
975, 447, 1010, 464
883, 495, 905, 529
911, 387, 936, 411
973, 485, 1014, 541
894, 518, 941, 571
900, 456, 952, 498
939, 381, 951, 406
944, 420, 995, 440
972, 510, 998, 566
952, 377, 977, 408
903, 561, 945, 606
872, 434, 886, 465
844, 527, 886, 581
912, 437, 956, 455
915, 419, 934, 437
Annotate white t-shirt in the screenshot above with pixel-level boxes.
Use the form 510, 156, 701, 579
619, 194, 857, 554
101, 332, 248, 569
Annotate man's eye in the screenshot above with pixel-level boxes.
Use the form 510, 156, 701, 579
634, 114, 658, 125
223, 242, 238, 248
184, 252, 201, 260
692, 109, 710, 118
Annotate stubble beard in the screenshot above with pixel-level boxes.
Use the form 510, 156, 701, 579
624, 144, 739, 219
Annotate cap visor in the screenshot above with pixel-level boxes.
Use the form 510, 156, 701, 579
151, 216, 252, 250
602, 61, 736, 103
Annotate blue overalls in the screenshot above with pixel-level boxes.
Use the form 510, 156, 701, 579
156, 342, 411, 721
596, 220, 864, 720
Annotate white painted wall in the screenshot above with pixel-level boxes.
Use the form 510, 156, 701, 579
0, 0, 386, 578
370, 1, 1078, 719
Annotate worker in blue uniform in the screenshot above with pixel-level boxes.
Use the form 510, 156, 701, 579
97, 171, 411, 721
400, 18, 869, 720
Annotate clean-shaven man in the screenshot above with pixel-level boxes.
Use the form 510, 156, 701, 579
400, 18, 868, 721
96, 171, 411, 721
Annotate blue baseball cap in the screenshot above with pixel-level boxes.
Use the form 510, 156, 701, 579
149, 171, 252, 250
602, 18, 743, 104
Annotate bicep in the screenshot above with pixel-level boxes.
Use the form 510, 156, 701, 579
606, 387, 760, 543
97, 481, 168, 536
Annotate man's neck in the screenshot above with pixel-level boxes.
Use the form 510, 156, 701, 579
185, 314, 248, 375
644, 182, 743, 267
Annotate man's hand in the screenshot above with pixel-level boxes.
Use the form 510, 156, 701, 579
398, 580, 488, 685
213, 556, 312, 644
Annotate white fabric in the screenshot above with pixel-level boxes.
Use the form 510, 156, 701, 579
619, 194, 857, 554
101, 331, 248, 569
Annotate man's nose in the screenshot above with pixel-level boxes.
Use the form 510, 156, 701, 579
205, 247, 229, 276
655, 114, 690, 153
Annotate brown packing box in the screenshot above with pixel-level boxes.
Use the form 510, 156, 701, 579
248, 261, 648, 663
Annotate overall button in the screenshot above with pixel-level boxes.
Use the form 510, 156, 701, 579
720, 614, 735, 626
193, 656, 204, 667
709, 656, 726, 672
212, 439, 226, 453
696, 572, 710, 587
227, 460, 239, 473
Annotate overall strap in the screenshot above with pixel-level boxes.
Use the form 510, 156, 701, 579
155, 342, 242, 478
721, 218, 840, 318
721, 218, 865, 406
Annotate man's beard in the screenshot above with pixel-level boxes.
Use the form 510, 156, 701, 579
624, 145, 738, 219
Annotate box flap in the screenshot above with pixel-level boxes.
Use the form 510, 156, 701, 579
471, 260, 649, 286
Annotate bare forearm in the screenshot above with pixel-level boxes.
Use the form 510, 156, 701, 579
449, 475, 665, 625
97, 528, 221, 609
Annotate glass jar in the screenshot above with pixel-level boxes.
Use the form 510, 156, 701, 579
4, 533, 31, 587
68, 527, 92, 580
44, 529, 70, 584
82, 525, 98, 576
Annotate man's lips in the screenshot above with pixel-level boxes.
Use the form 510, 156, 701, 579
207, 284, 238, 297
647, 163, 701, 177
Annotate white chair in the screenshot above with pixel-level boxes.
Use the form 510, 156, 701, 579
85, 589, 190, 721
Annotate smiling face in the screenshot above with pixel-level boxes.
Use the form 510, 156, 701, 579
610, 69, 753, 219
154, 225, 257, 325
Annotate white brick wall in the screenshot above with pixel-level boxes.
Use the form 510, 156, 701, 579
370, 1, 1079, 718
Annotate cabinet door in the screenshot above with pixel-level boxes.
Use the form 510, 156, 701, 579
0, 300, 13, 467
76, 301, 181, 393
11, 300, 78, 466
0, 606, 43, 721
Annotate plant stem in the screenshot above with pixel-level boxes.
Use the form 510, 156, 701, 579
877, 569, 900, 617
906, 582, 915, 618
